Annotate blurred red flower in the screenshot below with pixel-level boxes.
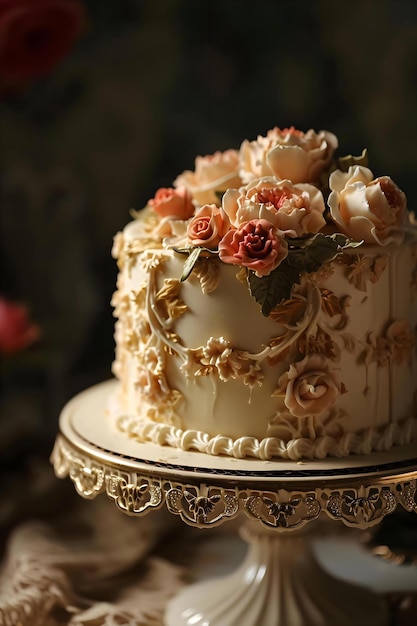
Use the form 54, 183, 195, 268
0, 0, 86, 83
0, 297, 41, 354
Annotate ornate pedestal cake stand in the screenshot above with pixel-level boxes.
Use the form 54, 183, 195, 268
51, 380, 417, 626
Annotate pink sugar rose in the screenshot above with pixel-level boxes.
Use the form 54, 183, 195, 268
223, 176, 326, 237
218, 219, 288, 277
239, 127, 338, 185
328, 166, 407, 245
148, 186, 195, 220
275, 355, 341, 418
187, 204, 230, 249
174, 149, 242, 206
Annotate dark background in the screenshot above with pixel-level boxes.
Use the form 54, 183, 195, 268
1, 0, 417, 543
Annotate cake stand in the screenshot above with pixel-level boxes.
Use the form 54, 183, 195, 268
51, 380, 417, 626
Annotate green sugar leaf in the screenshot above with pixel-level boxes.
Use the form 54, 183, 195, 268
173, 245, 219, 256
172, 246, 192, 256
248, 260, 301, 317
247, 233, 362, 317
337, 148, 369, 172
180, 247, 202, 282
335, 235, 363, 250
287, 232, 354, 274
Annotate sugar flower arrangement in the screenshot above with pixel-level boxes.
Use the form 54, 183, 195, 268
139, 127, 410, 316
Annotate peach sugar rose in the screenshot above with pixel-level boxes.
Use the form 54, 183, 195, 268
239, 127, 338, 185
174, 149, 242, 206
148, 186, 195, 220
275, 354, 341, 418
218, 219, 288, 277
328, 166, 408, 245
222, 176, 326, 237
187, 204, 230, 249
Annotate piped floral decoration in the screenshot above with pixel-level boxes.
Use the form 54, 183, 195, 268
139, 126, 411, 317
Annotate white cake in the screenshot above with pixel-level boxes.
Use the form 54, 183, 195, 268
110, 127, 417, 461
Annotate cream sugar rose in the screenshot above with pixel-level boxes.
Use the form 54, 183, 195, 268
111, 126, 417, 461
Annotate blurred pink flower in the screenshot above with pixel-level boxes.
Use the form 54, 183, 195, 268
0, 297, 41, 354
0, 0, 86, 83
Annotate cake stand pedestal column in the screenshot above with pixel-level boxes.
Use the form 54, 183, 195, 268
165, 521, 388, 626
51, 381, 417, 626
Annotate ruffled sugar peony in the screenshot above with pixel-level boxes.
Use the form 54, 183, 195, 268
218, 219, 288, 277
239, 127, 338, 185
275, 354, 341, 418
174, 149, 242, 206
148, 186, 195, 220
328, 166, 407, 245
187, 204, 230, 249
222, 176, 326, 237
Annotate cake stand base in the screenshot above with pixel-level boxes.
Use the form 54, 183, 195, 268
51, 381, 417, 626
165, 521, 389, 626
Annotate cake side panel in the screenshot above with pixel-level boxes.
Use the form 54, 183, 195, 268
317, 239, 417, 438
110, 217, 417, 459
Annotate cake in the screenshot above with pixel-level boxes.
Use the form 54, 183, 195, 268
110, 126, 417, 461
